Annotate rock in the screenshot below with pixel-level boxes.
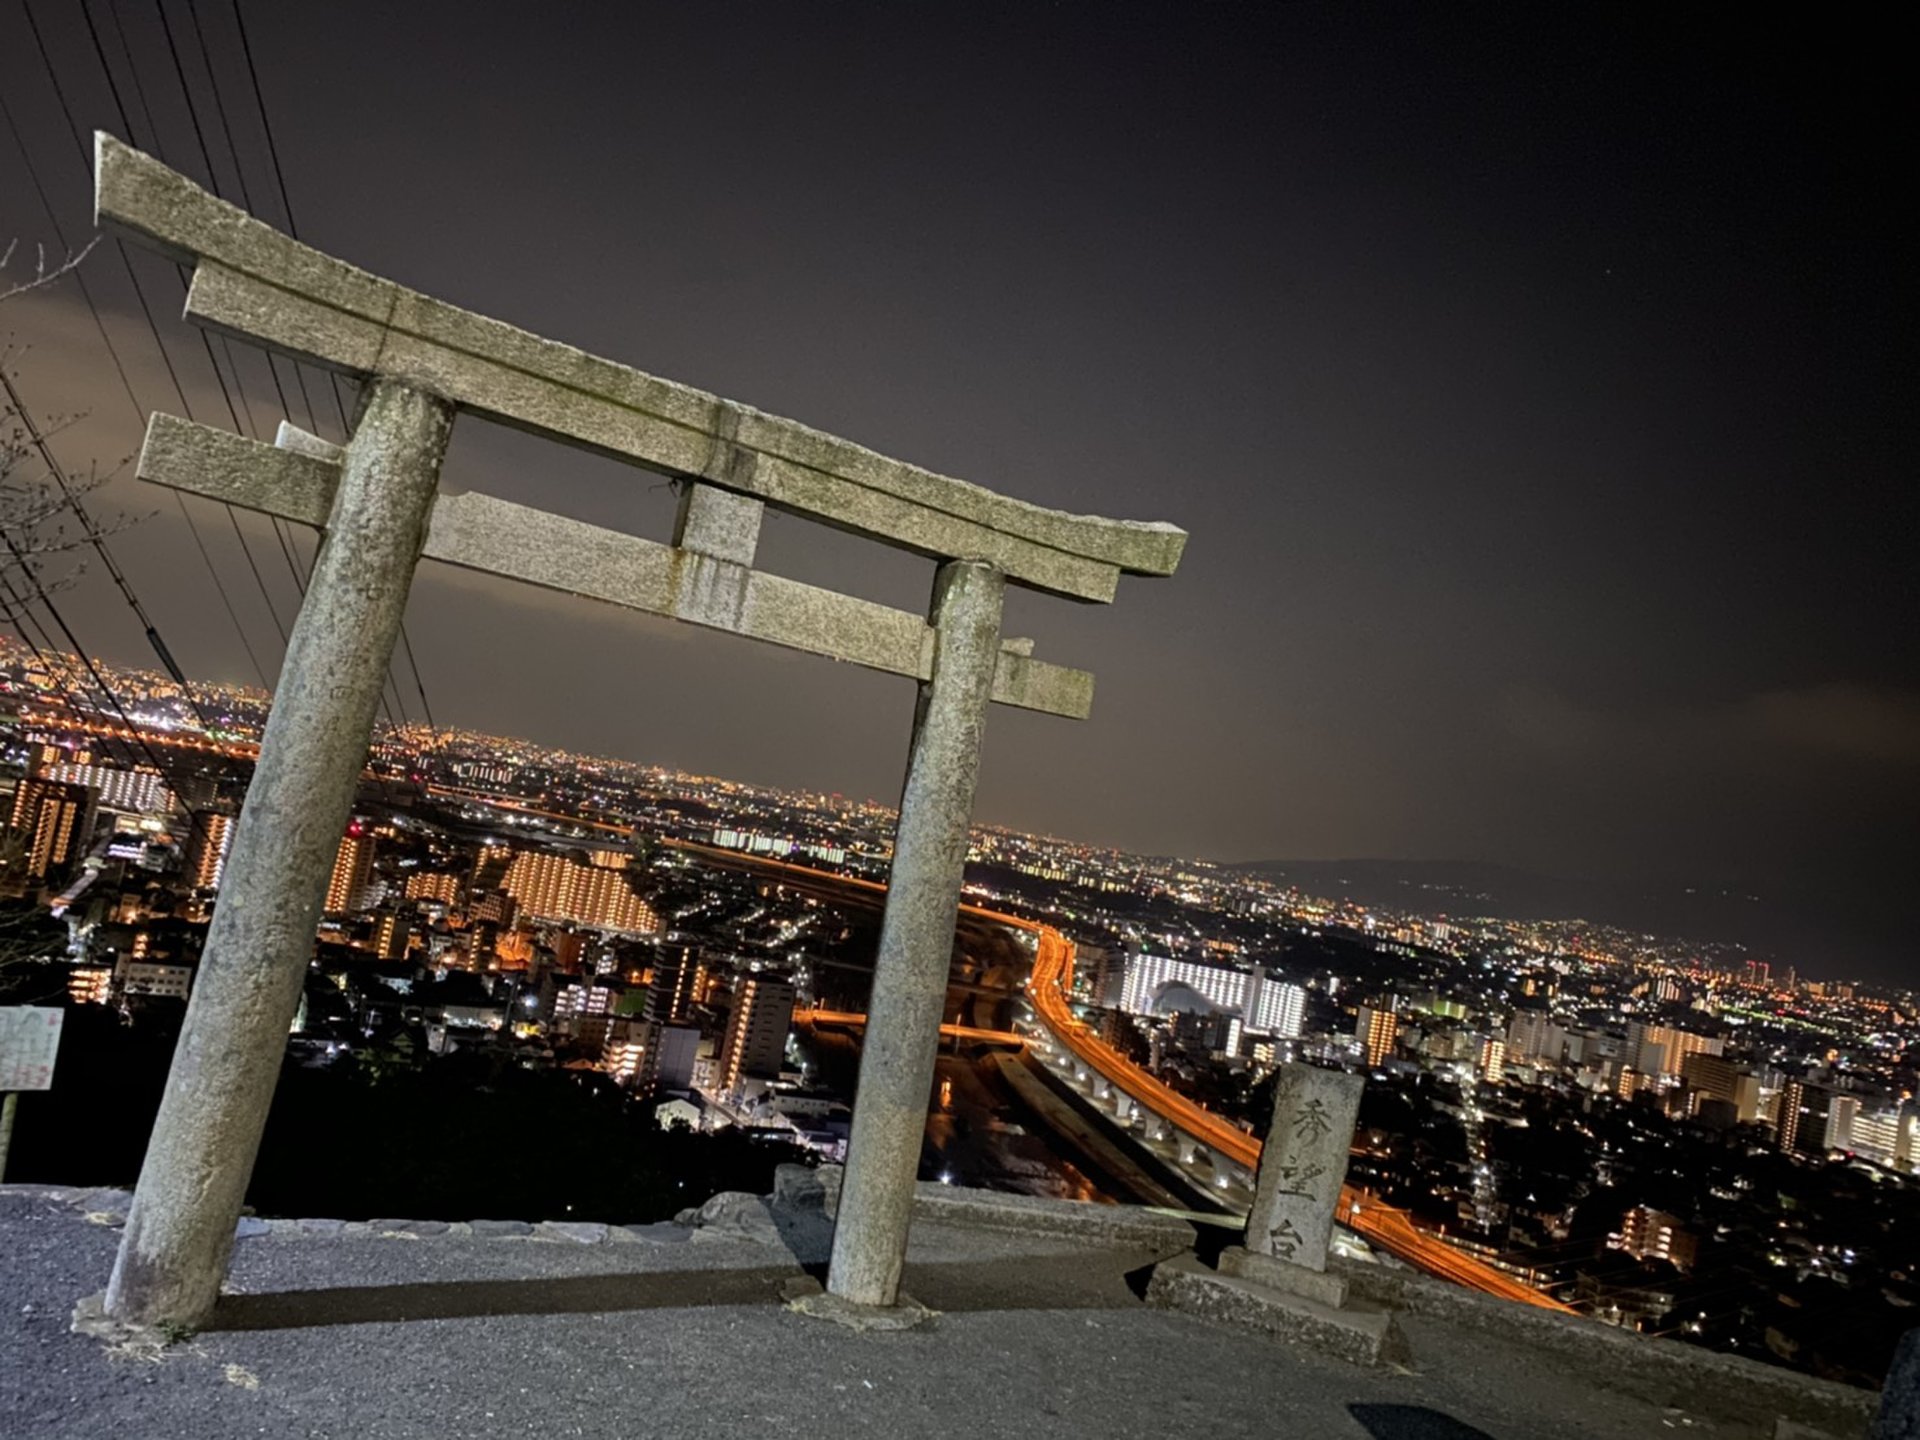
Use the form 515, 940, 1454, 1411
232, 1217, 271, 1240
536, 1221, 608, 1245
469, 1219, 534, 1238
1873, 1327, 1920, 1439
679, 1191, 782, 1245
369, 1219, 449, 1238
772, 1164, 829, 1212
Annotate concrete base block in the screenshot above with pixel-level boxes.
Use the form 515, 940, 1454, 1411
781, 1277, 937, 1332
1218, 1245, 1349, 1308
1147, 1254, 1410, 1369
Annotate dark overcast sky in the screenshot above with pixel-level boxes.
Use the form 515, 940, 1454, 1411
2, 3, 1914, 983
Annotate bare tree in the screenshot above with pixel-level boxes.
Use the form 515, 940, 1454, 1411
1, 236, 123, 630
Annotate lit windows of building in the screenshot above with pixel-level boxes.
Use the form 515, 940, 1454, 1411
405, 871, 462, 905
1617, 1205, 1697, 1271
1356, 1004, 1398, 1068
325, 825, 375, 913
6, 777, 90, 884
718, 976, 794, 1096
68, 965, 113, 1004
604, 1017, 658, 1086
500, 851, 660, 934
1480, 1037, 1506, 1083
186, 810, 237, 892
41, 763, 173, 815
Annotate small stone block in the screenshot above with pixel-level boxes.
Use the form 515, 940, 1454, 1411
1218, 1245, 1350, 1308
537, 1220, 608, 1244
296, 1218, 345, 1235
674, 482, 763, 566
469, 1219, 534, 1238
1147, 1254, 1409, 1369
233, 1217, 272, 1240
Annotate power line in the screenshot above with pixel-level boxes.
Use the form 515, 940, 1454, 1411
12, 0, 277, 689
225, 0, 434, 740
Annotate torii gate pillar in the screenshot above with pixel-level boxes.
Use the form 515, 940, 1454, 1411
103, 380, 451, 1328
826, 560, 1005, 1308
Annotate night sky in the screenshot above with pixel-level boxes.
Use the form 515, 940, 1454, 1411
2, 4, 1913, 982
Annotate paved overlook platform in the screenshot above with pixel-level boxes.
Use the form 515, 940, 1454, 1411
2, 1184, 1879, 1440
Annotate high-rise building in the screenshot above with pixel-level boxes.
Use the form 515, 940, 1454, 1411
501, 851, 661, 933
325, 825, 375, 913
1777, 1079, 1836, 1157
718, 976, 794, 1095
6, 776, 90, 883
1507, 1010, 1568, 1064
186, 810, 237, 891
1356, 1003, 1398, 1067
1681, 1052, 1761, 1123
1628, 1022, 1722, 1079
42, 763, 173, 815
1618, 1205, 1697, 1271
1480, 1037, 1506, 1082
604, 1017, 660, 1086
646, 943, 702, 1024
373, 909, 412, 961
405, 871, 462, 905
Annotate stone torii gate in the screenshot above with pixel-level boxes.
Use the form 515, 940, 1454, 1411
90, 134, 1185, 1328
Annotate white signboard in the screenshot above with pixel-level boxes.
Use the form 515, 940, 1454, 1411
0, 1006, 64, 1091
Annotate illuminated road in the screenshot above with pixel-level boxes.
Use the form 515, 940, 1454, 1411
795, 1007, 1025, 1047
677, 840, 1572, 1313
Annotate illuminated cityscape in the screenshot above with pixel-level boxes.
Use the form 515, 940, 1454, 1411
1, 633, 1914, 1389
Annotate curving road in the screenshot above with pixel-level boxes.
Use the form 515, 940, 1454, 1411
670, 840, 1574, 1312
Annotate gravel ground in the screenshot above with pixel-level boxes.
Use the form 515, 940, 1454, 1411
1, 1187, 1769, 1440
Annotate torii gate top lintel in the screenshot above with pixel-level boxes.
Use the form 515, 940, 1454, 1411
92, 133, 1186, 608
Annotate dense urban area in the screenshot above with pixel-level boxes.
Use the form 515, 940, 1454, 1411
1, 633, 1914, 1388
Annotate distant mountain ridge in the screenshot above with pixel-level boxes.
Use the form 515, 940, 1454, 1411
1229, 858, 1834, 973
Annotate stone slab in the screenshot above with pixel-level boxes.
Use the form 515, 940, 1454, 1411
1246, 1062, 1364, 1272
535, 1221, 608, 1245
1147, 1253, 1410, 1368
468, 1219, 534, 1238
96, 133, 1187, 600
369, 1219, 450, 1238
1218, 1244, 1350, 1308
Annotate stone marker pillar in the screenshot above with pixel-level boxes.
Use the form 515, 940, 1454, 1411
104, 380, 453, 1328
826, 560, 1005, 1308
1246, 1062, 1365, 1273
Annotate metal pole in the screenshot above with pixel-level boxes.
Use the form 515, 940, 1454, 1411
827, 560, 1004, 1307
104, 380, 453, 1328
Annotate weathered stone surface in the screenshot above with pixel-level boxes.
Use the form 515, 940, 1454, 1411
294, 1218, 345, 1236
138, 416, 1095, 720
784, 1277, 937, 1332
772, 1163, 830, 1212
1147, 1254, 1409, 1368
1875, 1327, 1920, 1439
1218, 1244, 1350, 1308
371, 1219, 451, 1238
615, 1221, 692, 1245
468, 1219, 534, 1238
96, 132, 1186, 601
102, 380, 453, 1330
1246, 1062, 1364, 1273
232, 1217, 271, 1240
828, 563, 1006, 1308
679, 1191, 783, 1246
535, 1221, 608, 1245
674, 482, 763, 565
